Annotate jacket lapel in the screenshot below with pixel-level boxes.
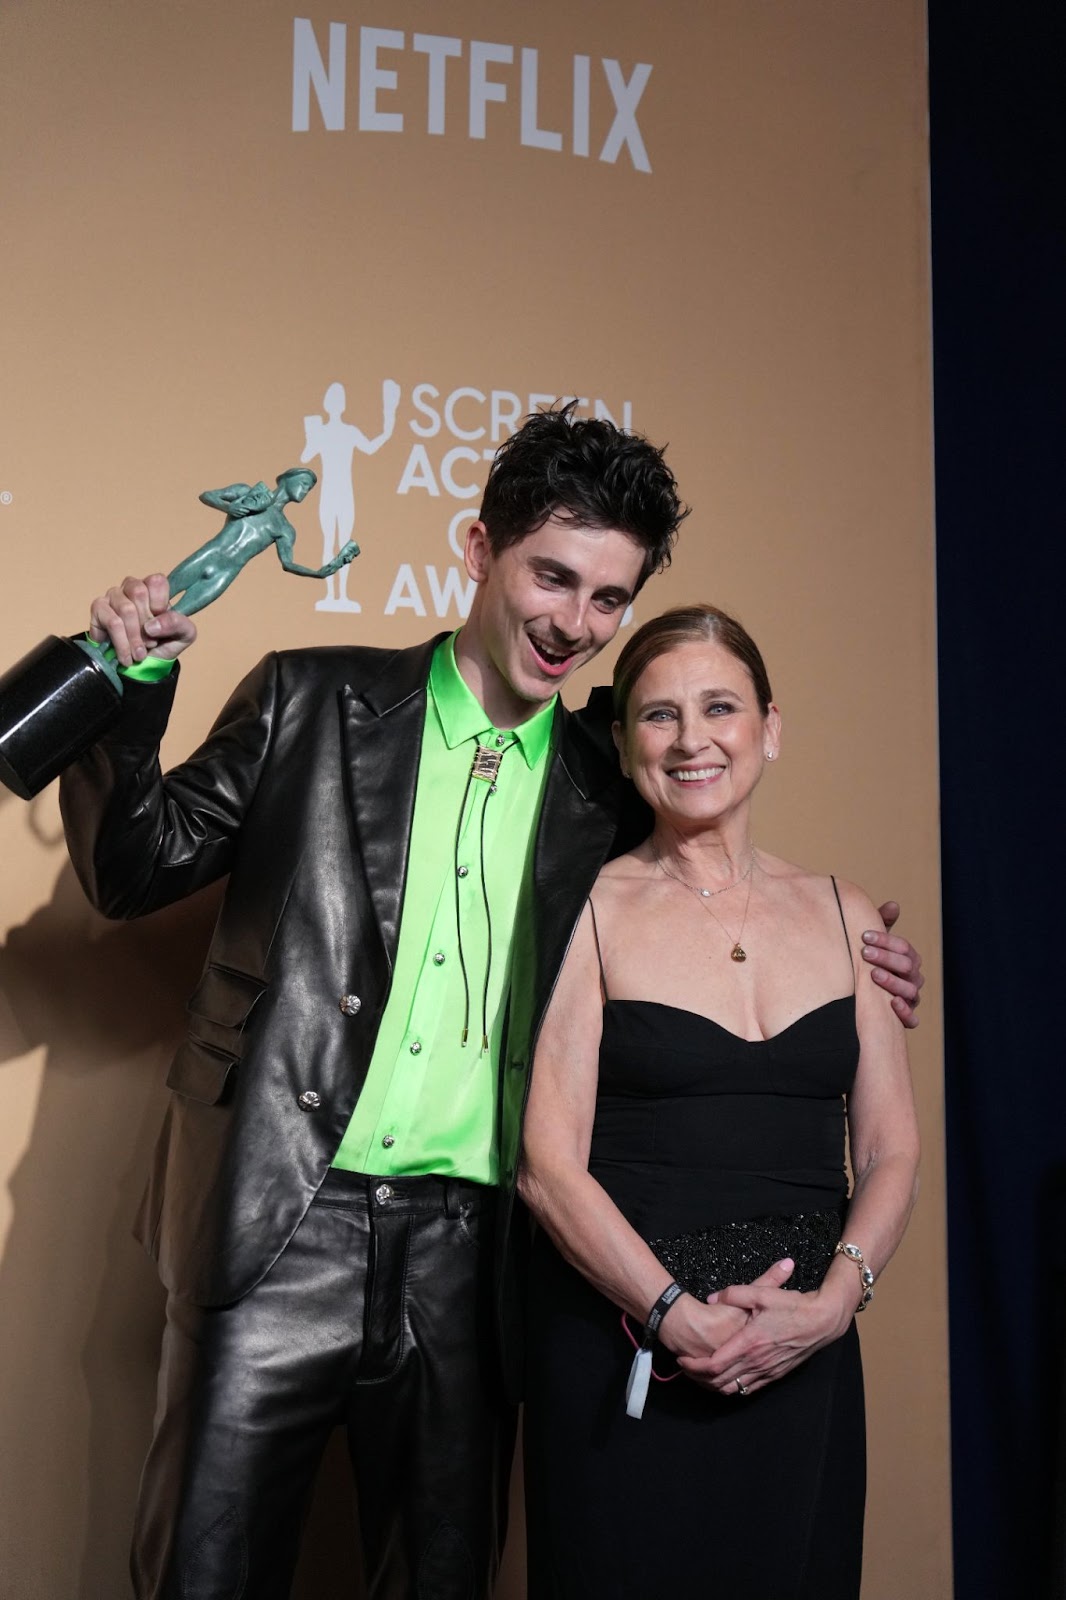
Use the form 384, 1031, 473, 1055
531, 705, 624, 1017
499, 703, 624, 1183
339, 634, 448, 971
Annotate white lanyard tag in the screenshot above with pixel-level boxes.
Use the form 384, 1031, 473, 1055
625, 1346, 652, 1419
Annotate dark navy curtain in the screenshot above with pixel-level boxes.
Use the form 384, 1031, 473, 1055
930, 0, 1066, 1594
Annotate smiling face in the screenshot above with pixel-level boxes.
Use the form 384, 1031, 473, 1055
614, 639, 781, 829
458, 514, 646, 727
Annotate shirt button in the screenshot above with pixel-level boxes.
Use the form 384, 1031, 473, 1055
382, 1134, 395, 1149
339, 994, 362, 1016
433, 951, 446, 966
457, 865, 469, 878
495, 734, 505, 747
409, 1040, 422, 1055
297, 1090, 321, 1111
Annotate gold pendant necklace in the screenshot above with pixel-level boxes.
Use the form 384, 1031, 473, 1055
654, 845, 756, 962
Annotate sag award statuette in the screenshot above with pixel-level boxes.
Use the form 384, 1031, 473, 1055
0, 469, 358, 800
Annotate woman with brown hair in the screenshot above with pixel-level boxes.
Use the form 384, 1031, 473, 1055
520, 604, 920, 1599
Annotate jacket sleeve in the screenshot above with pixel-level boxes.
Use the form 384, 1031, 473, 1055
572, 683, 653, 856
59, 653, 280, 920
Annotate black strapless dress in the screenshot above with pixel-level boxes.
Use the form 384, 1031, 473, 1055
524, 994, 866, 1600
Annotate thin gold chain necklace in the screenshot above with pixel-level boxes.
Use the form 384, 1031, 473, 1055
654, 845, 756, 962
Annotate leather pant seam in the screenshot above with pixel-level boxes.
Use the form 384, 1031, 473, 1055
416, 1515, 476, 1600
355, 1214, 412, 1387
181, 1504, 248, 1600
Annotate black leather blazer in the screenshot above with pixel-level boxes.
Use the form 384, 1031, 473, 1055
60, 636, 631, 1393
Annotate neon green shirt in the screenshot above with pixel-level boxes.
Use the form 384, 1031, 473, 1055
88, 631, 554, 1184
82, 634, 176, 683
332, 633, 556, 1184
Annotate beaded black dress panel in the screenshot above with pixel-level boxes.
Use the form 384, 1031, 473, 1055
524, 941, 867, 1599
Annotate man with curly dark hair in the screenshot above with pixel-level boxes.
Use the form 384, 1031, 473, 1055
64, 404, 921, 1598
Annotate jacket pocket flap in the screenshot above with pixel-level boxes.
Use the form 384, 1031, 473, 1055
185, 964, 266, 1029
166, 1037, 236, 1105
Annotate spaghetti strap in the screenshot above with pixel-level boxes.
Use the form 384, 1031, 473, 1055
829, 875, 855, 992
587, 898, 610, 1002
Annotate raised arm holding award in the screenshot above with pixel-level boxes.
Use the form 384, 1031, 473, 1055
0, 468, 356, 799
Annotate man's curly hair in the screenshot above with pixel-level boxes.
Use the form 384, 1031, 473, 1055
478, 402, 689, 590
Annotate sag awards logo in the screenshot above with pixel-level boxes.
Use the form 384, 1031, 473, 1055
292, 19, 654, 173
296, 380, 637, 621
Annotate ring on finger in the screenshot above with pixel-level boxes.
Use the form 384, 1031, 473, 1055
735, 1378, 749, 1396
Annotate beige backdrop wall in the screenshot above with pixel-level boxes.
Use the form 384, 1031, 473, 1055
1, 2, 946, 1595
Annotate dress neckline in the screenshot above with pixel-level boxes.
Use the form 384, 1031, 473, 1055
602, 993, 855, 1046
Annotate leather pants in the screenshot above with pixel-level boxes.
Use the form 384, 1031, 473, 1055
131, 1171, 516, 1600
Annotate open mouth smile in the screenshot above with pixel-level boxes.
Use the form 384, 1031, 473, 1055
668, 765, 725, 783
528, 636, 579, 677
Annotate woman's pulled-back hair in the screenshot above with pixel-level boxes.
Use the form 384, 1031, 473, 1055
613, 604, 774, 723
479, 402, 688, 590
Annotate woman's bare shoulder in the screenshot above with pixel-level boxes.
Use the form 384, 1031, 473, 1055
756, 853, 870, 901
595, 847, 657, 887
746, 850, 825, 898
592, 851, 663, 925
749, 853, 882, 934
829, 875, 884, 932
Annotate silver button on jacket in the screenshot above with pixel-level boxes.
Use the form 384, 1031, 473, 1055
339, 994, 362, 1015
297, 1090, 321, 1112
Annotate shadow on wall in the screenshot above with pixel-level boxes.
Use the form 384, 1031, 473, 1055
0, 868, 222, 1597
0, 857, 528, 1598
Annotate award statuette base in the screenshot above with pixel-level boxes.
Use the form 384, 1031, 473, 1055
0, 636, 124, 801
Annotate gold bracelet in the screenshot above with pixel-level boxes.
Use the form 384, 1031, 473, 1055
834, 1240, 875, 1311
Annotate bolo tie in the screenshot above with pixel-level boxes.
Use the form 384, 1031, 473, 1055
453, 736, 516, 1051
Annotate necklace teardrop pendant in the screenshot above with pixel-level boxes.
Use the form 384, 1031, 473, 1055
730, 944, 747, 962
